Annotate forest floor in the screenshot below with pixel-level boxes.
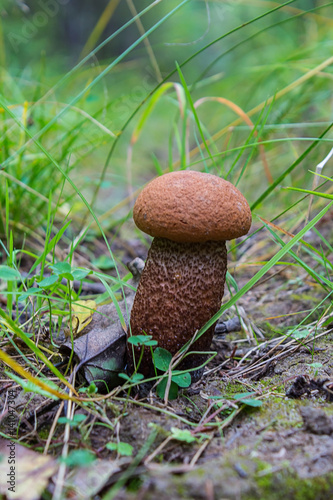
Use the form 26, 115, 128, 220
1, 213, 333, 500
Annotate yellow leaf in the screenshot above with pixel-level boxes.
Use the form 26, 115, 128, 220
66, 300, 97, 338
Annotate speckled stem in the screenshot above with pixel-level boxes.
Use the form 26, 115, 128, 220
128, 237, 227, 378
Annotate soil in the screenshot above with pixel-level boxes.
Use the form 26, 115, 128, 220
1, 217, 333, 499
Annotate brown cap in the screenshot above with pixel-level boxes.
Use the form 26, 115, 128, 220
133, 170, 251, 243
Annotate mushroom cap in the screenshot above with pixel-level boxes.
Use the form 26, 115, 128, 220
133, 170, 252, 243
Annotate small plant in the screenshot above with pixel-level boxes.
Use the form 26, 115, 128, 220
126, 334, 158, 376
232, 392, 263, 408
169, 427, 197, 443
307, 362, 323, 377
153, 347, 192, 400
58, 414, 87, 427
106, 441, 134, 457
209, 392, 263, 410
60, 449, 96, 467
119, 340, 192, 400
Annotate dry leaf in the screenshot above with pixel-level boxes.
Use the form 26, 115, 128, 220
65, 299, 97, 338
65, 458, 128, 498
0, 438, 58, 500
60, 303, 127, 392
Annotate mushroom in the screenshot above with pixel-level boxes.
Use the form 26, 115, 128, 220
128, 170, 251, 379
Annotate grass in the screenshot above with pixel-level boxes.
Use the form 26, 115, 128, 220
1, 1, 333, 498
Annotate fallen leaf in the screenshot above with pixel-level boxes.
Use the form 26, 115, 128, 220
0, 438, 58, 500
65, 300, 97, 338
64, 458, 128, 498
60, 303, 127, 392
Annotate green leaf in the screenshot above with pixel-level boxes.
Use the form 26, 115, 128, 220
171, 371, 191, 388
156, 378, 178, 400
0, 266, 21, 281
18, 287, 42, 302
72, 268, 91, 280
118, 372, 144, 383
60, 272, 74, 281
170, 427, 196, 443
58, 414, 87, 426
307, 362, 323, 369
87, 382, 98, 394
128, 335, 157, 346
233, 393, 263, 407
106, 442, 119, 451
132, 373, 145, 383
39, 275, 59, 288
240, 399, 263, 408
128, 335, 147, 346
50, 262, 72, 275
233, 392, 257, 400
29, 221, 72, 275
91, 255, 116, 270
145, 340, 159, 347
153, 348, 172, 371
106, 442, 133, 456
6, 372, 59, 400
287, 327, 311, 339
78, 382, 98, 394
60, 449, 96, 467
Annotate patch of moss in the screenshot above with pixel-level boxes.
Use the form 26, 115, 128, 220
254, 470, 333, 500
127, 477, 143, 492
290, 293, 319, 304
38, 427, 51, 440
220, 380, 246, 397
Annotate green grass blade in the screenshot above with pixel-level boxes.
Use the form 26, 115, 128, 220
0, 309, 78, 394
284, 187, 333, 200
95, 275, 127, 331
251, 122, 333, 210
29, 220, 72, 275
262, 223, 333, 292
176, 63, 215, 166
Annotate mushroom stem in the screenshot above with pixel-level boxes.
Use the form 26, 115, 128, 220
128, 237, 227, 378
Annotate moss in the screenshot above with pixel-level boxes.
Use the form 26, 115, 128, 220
38, 426, 51, 440
127, 477, 143, 492
220, 380, 246, 397
253, 471, 333, 500
290, 293, 319, 304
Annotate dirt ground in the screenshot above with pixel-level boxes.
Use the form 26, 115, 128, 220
1, 217, 333, 499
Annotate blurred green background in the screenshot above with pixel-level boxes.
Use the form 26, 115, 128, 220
1, 0, 332, 242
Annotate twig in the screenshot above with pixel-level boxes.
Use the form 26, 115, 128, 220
189, 435, 213, 467
52, 372, 76, 500
144, 435, 173, 465
44, 401, 64, 455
